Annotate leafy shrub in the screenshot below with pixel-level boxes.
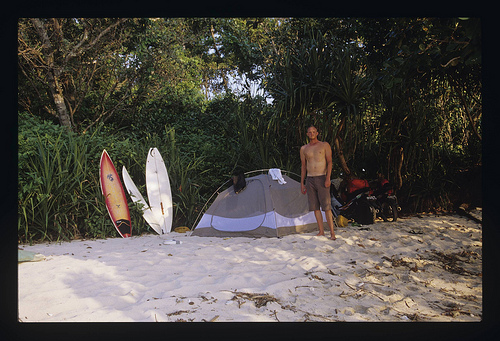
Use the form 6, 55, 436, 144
18, 112, 216, 242
18, 113, 151, 242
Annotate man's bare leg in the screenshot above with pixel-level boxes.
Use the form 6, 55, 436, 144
314, 210, 325, 236
325, 209, 336, 240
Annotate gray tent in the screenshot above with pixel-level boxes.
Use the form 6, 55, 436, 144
192, 172, 326, 237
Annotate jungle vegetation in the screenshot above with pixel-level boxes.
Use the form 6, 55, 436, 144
18, 17, 482, 242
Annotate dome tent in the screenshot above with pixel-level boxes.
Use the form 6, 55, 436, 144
191, 171, 326, 238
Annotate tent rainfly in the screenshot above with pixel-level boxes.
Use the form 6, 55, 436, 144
191, 171, 326, 238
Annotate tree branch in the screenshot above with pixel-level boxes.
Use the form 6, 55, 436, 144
65, 18, 127, 64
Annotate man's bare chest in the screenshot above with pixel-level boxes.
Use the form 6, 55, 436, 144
304, 143, 325, 161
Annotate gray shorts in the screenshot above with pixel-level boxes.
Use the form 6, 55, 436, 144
306, 175, 332, 211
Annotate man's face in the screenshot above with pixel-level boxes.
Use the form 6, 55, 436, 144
307, 127, 318, 140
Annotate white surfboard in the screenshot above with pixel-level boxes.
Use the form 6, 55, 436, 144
122, 166, 162, 235
146, 148, 173, 234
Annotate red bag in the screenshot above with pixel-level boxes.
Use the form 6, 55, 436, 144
347, 179, 370, 194
341, 178, 371, 202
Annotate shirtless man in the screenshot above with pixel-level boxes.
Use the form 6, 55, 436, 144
300, 126, 336, 240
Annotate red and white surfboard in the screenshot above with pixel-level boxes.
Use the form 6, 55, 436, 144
99, 150, 131, 238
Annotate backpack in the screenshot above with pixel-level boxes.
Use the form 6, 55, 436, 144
353, 199, 375, 225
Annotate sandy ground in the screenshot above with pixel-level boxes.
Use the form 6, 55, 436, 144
18, 213, 482, 322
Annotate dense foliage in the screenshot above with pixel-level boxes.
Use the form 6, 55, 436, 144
18, 18, 481, 242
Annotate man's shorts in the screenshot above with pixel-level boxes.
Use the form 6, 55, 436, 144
306, 175, 332, 211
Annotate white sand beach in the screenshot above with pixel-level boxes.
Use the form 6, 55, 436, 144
18, 213, 482, 322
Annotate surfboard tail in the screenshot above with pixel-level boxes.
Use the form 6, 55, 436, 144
116, 219, 132, 238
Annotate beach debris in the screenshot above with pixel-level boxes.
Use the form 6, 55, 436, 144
229, 291, 279, 308
167, 310, 192, 316
202, 315, 220, 322
424, 250, 481, 276
174, 226, 190, 233
409, 229, 423, 235
18, 250, 45, 263
434, 301, 476, 318
407, 313, 423, 321
339, 287, 364, 299
163, 239, 182, 245
199, 294, 217, 303
382, 255, 411, 268
457, 205, 482, 224
174, 317, 194, 322
270, 310, 280, 322
459, 294, 479, 302
404, 298, 416, 308
304, 271, 326, 281
443, 309, 478, 318
343, 281, 358, 291
302, 311, 339, 322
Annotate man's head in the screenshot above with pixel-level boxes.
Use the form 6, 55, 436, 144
307, 125, 319, 141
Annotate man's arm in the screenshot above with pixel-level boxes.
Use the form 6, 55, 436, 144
324, 142, 332, 188
300, 146, 307, 194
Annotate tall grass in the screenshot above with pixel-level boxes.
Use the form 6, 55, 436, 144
18, 113, 211, 242
162, 127, 208, 227
123, 128, 209, 228
19, 130, 98, 242
18, 115, 144, 242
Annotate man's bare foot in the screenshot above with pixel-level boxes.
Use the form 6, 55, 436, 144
316, 232, 325, 236
330, 235, 337, 240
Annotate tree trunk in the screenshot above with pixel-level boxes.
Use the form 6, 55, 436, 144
333, 116, 351, 177
333, 136, 351, 176
51, 91, 72, 130
390, 145, 404, 191
31, 18, 73, 131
